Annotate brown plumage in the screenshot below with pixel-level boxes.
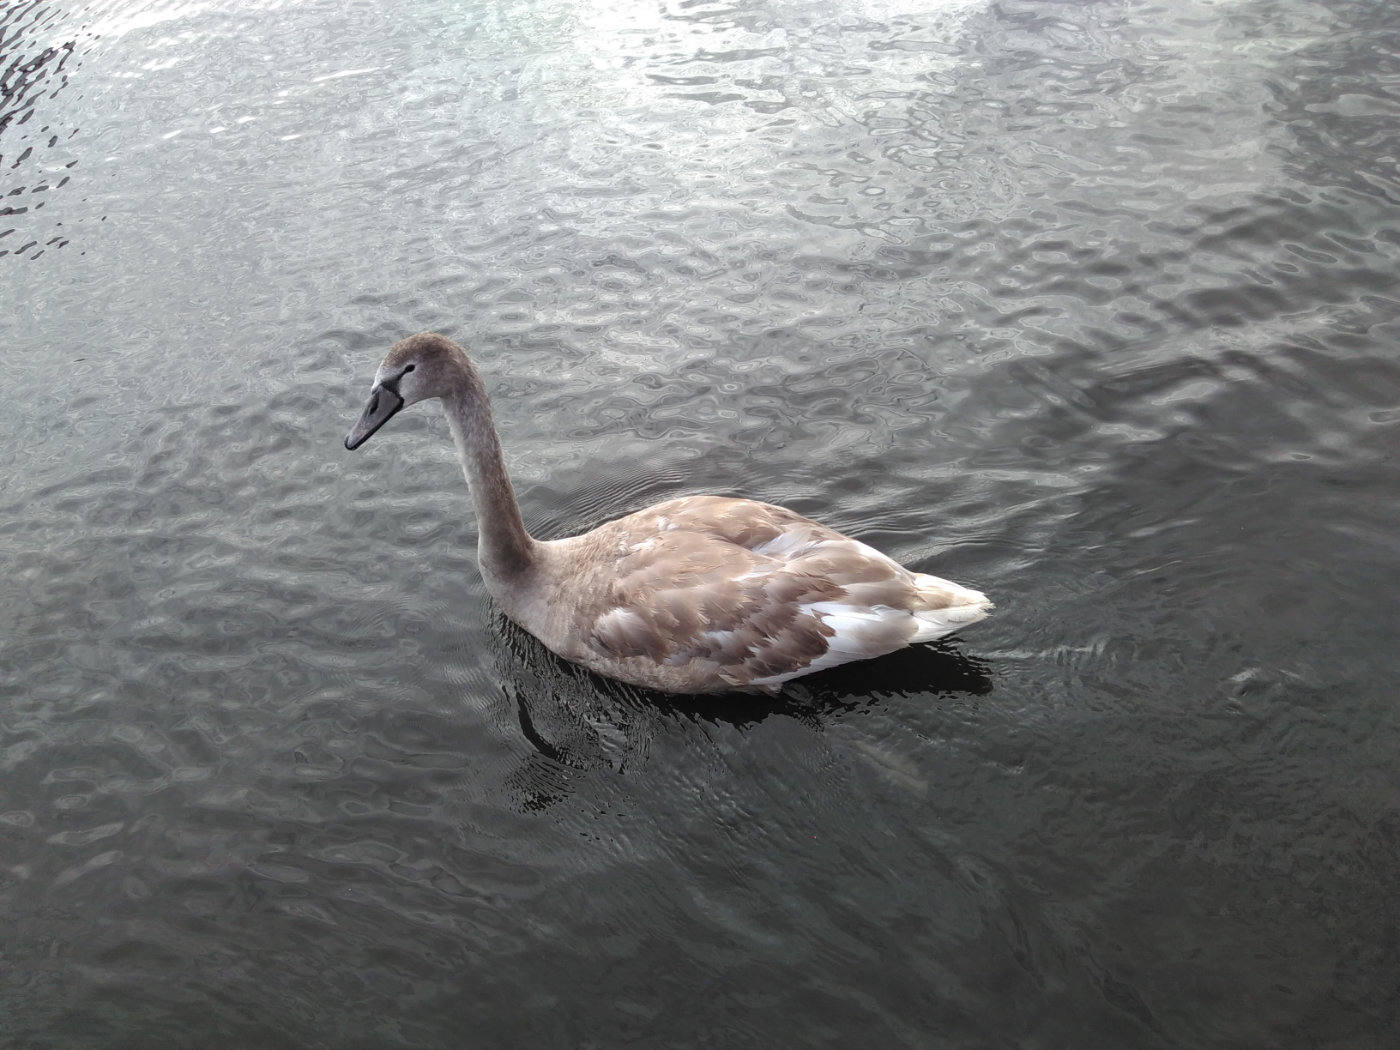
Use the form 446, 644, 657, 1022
346, 334, 991, 694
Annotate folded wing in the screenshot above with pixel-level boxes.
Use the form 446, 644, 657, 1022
579, 496, 990, 690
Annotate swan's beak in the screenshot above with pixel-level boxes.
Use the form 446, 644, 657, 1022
345, 384, 404, 450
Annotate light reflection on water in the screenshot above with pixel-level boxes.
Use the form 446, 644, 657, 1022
3, 0, 1399, 1045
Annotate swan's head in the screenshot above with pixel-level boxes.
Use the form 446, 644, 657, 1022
344, 333, 470, 451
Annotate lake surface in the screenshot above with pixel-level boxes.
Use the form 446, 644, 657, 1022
3, 0, 1398, 1045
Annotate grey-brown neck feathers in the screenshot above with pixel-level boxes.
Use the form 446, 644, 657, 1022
441, 376, 535, 580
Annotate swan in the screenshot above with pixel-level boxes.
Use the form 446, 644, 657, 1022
344, 333, 991, 694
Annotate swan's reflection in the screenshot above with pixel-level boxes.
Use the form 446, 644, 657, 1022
492, 615, 992, 812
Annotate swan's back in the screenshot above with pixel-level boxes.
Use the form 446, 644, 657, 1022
526, 495, 991, 693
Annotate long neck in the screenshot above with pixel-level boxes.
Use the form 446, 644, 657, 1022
441, 376, 535, 581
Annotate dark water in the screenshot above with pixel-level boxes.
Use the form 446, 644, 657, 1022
4, 0, 1399, 1045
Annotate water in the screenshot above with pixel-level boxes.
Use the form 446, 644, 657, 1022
3, 0, 1398, 1044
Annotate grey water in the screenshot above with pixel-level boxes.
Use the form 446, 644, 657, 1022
3, 0, 1398, 1045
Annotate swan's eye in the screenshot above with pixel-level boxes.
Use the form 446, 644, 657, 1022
403, 364, 416, 373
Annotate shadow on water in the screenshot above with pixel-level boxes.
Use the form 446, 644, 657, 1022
492, 613, 993, 810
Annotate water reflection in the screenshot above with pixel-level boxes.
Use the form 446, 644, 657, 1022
495, 612, 992, 811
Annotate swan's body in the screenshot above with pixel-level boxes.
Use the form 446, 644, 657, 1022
346, 334, 991, 694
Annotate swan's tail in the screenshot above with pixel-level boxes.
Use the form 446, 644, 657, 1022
908, 572, 993, 643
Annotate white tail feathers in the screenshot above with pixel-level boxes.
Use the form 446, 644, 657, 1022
909, 573, 993, 643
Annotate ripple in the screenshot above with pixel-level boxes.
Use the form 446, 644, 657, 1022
4, 0, 1400, 1046
0, 0, 91, 261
